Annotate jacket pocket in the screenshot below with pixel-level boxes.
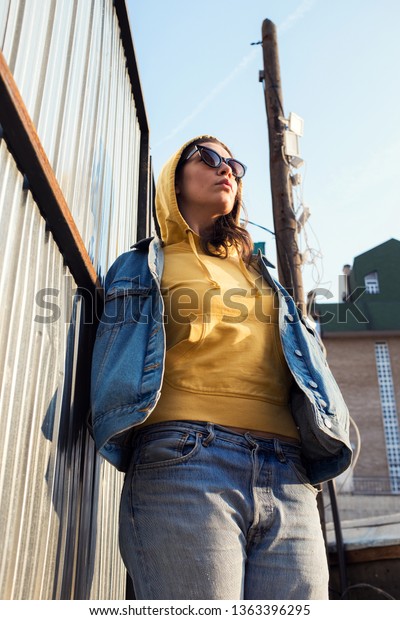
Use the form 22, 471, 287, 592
96, 279, 152, 337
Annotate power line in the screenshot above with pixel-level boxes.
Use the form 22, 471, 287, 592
245, 220, 275, 236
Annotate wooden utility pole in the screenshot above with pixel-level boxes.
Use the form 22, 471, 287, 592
261, 19, 306, 314
261, 18, 330, 550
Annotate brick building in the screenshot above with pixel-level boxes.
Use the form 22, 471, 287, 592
313, 239, 400, 496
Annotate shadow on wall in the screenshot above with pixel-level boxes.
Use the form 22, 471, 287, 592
41, 290, 100, 599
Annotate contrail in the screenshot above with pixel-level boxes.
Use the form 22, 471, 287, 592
155, 0, 317, 147
155, 48, 258, 146
278, 0, 318, 33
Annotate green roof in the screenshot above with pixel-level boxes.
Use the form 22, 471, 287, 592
315, 239, 400, 333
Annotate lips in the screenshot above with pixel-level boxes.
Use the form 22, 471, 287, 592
217, 180, 233, 190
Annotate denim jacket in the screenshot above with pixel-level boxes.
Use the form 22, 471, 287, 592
90, 237, 352, 484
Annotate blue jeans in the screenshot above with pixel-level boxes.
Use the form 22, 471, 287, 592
119, 421, 329, 600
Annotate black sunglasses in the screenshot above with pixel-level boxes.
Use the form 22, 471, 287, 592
185, 145, 247, 179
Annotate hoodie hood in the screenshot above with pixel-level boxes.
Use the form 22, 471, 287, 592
153, 135, 258, 293
155, 135, 235, 246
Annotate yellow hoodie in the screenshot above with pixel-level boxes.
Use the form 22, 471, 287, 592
145, 136, 299, 439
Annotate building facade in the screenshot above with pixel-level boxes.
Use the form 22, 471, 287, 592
315, 239, 400, 496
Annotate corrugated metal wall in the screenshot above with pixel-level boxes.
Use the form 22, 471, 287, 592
0, 0, 150, 600
1, 0, 142, 273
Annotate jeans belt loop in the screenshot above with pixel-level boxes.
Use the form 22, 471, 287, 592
274, 438, 286, 463
202, 423, 215, 447
244, 432, 258, 449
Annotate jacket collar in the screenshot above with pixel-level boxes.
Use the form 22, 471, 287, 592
131, 236, 154, 251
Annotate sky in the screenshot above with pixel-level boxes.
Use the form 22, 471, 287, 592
126, 0, 400, 303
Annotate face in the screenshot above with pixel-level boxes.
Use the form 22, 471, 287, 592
175, 141, 238, 234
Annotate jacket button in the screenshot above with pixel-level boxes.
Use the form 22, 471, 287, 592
286, 314, 294, 322
294, 349, 303, 357
309, 380, 318, 388
319, 399, 327, 408
323, 418, 332, 429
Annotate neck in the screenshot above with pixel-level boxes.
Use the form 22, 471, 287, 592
179, 204, 214, 236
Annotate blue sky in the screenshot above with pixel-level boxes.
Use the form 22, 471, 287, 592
126, 0, 400, 302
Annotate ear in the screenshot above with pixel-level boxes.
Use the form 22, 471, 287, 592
175, 183, 181, 195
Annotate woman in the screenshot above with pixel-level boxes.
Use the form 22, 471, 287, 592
90, 135, 352, 600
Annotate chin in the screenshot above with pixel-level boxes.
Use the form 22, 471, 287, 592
221, 204, 235, 217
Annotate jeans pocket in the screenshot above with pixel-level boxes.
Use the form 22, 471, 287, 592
134, 429, 201, 470
286, 456, 319, 496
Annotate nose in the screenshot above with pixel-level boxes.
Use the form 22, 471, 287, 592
218, 159, 232, 176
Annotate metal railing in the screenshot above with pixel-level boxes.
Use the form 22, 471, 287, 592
353, 477, 400, 495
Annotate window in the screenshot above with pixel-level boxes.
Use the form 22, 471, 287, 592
375, 343, 400, 493
365, 271, 380, 294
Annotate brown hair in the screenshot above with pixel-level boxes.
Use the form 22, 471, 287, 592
175, 137, 254, 266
